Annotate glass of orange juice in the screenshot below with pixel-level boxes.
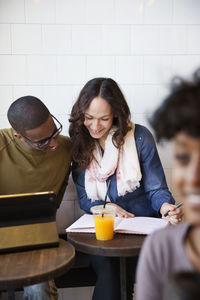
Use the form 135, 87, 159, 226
91, 206, 114, 241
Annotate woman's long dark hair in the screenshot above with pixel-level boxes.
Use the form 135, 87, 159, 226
69, 78, 131, 169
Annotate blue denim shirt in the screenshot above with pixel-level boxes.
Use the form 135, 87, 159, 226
72, 124, 175, 217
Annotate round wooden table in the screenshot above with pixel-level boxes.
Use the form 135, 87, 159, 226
68, 232, 146, 300
0, 239, 75, 291
68, 232, 145, 256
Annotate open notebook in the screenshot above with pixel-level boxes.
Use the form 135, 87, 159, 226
66, 214, 168, 235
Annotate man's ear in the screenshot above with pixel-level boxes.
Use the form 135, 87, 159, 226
14, 131, 24, 141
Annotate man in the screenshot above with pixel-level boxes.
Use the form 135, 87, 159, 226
0, 96, 71, 299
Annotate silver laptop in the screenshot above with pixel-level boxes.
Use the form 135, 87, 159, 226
0, 191, 59, 253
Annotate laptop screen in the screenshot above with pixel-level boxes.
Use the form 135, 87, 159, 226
0, 191, 57, 227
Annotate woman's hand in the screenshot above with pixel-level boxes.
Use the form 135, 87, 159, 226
160, 202, 184, 225
106, 203, 135, 218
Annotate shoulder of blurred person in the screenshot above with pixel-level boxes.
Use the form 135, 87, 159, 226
136, 223, 193, 300
138, 222, 190, 265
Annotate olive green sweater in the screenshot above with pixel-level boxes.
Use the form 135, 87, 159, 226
0, 128, 71, 207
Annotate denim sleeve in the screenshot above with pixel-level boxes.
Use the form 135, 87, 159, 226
72, 163, 105, 214
138, 127, 175, 214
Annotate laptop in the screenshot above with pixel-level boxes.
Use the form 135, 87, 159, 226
0, 191, 59, 253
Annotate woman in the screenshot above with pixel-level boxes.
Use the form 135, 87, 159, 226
69, 77, 181, 222
69, 78, 182, 300
136, 69, 200, 300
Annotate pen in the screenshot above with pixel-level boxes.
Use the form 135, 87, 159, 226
164, 202, 183, 217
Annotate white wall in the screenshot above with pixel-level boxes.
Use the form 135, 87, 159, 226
1, 0, 200, 299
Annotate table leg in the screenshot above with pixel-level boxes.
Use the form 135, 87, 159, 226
120, 257, 127, 300
7, 290, 15, 300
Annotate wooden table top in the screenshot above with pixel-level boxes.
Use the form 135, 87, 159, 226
0, 239, 75, 290
68, 232, 146, 257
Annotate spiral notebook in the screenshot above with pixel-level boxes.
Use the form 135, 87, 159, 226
66, 214, 168, 235
0, 191, 59, 253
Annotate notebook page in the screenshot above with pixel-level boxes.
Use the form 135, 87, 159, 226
115, 217, 168, 235
66, 214, 95, 233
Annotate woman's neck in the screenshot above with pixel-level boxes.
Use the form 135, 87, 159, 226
98, 138, 105, 150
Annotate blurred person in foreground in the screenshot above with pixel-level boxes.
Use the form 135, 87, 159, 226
136, 68, 200, 300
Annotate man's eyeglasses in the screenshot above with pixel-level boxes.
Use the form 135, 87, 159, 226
19, 114, 63, 149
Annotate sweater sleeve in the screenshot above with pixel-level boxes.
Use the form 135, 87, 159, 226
136, 224, 193, 300
136, 232, 165, 300
137, 126, 175, 214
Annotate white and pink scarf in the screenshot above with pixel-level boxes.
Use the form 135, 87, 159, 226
85, 123, 142, 201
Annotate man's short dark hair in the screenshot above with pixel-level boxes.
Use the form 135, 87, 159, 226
150, 68, 200, 141
7, 96, 50, 134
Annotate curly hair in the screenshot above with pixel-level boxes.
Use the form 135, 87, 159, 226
69, 78, 131, 169
150, 68, 200, 142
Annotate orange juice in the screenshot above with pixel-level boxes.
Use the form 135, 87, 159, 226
94, 215, 114, 241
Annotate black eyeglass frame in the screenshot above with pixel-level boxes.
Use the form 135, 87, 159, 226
19, 114, 63, 149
